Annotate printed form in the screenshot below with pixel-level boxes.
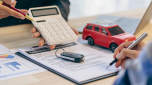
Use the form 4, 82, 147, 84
0, 45, 44, 80
20, 43, 120, 82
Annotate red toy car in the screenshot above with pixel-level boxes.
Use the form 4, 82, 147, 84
82, 23, 136, 52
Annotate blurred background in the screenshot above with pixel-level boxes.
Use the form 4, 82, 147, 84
69, 0, 151, 19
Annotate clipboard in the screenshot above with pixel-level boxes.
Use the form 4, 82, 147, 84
15, 43, 119, 85
15, 52, 118, 85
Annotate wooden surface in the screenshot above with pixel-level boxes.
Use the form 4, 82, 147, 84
0, 9, 151, 85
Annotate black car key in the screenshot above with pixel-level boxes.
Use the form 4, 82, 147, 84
60, 52, 84, 63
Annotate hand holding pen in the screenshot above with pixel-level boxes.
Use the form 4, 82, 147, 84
109, 33, 147, 68
113, 42, 141, 68
0, 0, 33, 20
0, 0, 26, 19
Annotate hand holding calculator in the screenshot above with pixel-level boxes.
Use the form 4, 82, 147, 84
28, 6, 78, 46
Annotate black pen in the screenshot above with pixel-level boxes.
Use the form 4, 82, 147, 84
27, 42, 77, 54
108, 32, 147, 67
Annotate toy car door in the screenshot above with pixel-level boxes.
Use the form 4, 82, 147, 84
98, 28, 109, 48
93, 26, 102, 45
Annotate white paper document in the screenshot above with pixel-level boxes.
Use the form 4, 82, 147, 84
20, 43, 119, 83
0, 45, 44, 80
0, 44, 10, 54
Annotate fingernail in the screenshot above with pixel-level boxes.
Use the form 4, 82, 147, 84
39, 43, 43, 47
50, 45, 55, 50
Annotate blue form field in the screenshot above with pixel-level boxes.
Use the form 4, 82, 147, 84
4, 62, 21, 71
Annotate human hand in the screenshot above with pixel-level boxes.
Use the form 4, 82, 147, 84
3, 0, 15, 5
0, 0, 26, 19
113, 41, 144, 68
32, 27, 79, 49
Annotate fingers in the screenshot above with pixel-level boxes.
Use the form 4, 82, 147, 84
72, 28, 79, 35
32, 27, 44, 47
125, 50, 139, 59
38, 38, 56, 50
113, 41, 132, 58
0, 5, 25, 19
0, 1, 25, 19
0, 15, 8, 18
119, 49, 139, 60
115, 59, 122, 68
121, 59, 126, 69
20, 9, 28, 14
32, 27, 41, 38
39, 38, 45, 47
9, 9, 25, 19
115, 48, 139, 68
115, 59, 126, 68
32, 27, 37, 33
115, 48, 127, 68
118, 48, 127, 60
0, 10, 9, 18
32, 27, 56, 49
1, 0, 26, 19
33, 32, 40, 38
11, 0, 16, 7
3, 0, 15, 5
49, 45, 56, 50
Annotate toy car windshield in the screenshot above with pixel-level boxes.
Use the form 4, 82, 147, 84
108, 26, 124, 36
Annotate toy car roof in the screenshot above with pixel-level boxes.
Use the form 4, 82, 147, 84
87, 23, 119, 28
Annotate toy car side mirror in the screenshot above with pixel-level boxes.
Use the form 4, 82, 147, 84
103, 31, 108, 35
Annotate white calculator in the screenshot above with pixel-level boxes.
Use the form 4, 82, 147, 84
28, 6, 78, 45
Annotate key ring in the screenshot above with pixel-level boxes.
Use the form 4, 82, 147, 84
55, 48, 65, 57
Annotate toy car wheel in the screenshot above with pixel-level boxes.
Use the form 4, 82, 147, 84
110, 43, 118, 52
87, 37, 94, 45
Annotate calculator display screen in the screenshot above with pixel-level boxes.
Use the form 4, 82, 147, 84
31, 8, 59, 17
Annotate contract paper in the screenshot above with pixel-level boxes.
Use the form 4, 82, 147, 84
20, 43, 120, 83
0, 45, 44, 80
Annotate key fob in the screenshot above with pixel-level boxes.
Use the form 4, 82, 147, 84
60, 52, 84, 63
